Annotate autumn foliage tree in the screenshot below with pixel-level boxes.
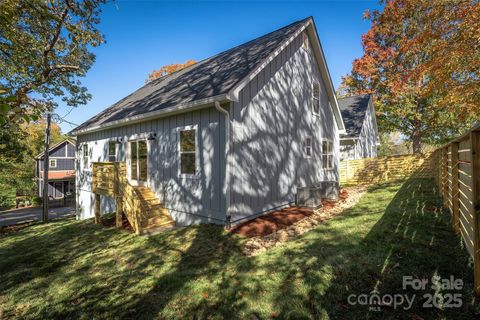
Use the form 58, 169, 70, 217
146, 60, 196, 83
341, 0, 480, 153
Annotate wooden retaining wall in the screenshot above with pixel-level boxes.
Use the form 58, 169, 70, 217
432, 124, 480, 296
340, 154, 433, 185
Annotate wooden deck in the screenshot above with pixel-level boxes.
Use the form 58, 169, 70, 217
92, 162, 174, 235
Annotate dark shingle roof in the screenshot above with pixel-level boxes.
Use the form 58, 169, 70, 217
338, 94, 371, 138
72, 17, 311, 134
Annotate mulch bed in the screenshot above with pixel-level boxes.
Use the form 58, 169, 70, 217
230, 189, 351, 238
230, 207, 315, 237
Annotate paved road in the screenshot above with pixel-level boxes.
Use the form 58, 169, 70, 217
0, 206, 75, 227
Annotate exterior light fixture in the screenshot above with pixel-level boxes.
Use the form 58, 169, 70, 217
116, 137, 123, 144
147, 133, 157, 141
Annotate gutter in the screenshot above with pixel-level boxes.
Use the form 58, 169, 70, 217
214, 101, 232, 228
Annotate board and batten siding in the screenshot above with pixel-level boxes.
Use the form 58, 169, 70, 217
76, 107, 227, 226
340, 102, 378, 160
229, 32, 340, 223
355, 103, 378, 159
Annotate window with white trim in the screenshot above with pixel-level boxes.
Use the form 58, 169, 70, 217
302, 31, 309, 50
108, 141, 116, 162
82, 144, 88, 167
321, 140, 334, 169
179, 127, 197, 175
49, 159, 57, 168
312, 82, 320, 115
303, 137, 312, 158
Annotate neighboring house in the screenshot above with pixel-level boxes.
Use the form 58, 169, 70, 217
35, 139, 76, 199
338, 94, 379, 160
70, 17, 346, 232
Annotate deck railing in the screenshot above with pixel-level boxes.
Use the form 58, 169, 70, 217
92, 161, 143, 234
431, 124, 480, 296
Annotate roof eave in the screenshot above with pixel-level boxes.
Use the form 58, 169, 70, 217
70, 94, 229, 136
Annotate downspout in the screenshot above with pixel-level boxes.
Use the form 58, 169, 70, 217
214, 101, 232, 228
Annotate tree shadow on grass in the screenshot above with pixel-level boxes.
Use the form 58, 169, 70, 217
262, 179, 479, 319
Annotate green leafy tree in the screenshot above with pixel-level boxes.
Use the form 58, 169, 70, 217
0, 0, 106, 124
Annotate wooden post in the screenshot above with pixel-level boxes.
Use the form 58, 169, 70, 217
443, 147, 449, 204
114, 161, 123, 228
470, 131, 480, 296
451, 142, 460, 233
94, 193, 101, 224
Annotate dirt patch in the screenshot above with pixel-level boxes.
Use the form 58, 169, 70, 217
101, 214, 134, 233
231, 207, 314, 237
241, 186, 368, 256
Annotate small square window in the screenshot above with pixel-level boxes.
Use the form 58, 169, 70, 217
49, 159, 57, 168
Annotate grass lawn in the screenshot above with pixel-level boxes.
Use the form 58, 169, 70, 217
0, 179, 478, 319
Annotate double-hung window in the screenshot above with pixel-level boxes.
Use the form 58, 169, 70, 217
179, 127, 197, 176
312, 82, 320, 115
108, 141, 116, 162
322, 140, 334, 169
82, 144, 88, 168
303, 137, 312, 158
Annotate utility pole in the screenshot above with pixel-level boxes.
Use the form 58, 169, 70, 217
42, 112, 51, 222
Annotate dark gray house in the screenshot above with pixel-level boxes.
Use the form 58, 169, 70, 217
338, 94, 379, 160
35, 139, 76, 199
70, 17, 346, 231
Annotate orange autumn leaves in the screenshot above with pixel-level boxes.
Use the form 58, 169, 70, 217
146, 60, 196, 83
341, 0, 480, 150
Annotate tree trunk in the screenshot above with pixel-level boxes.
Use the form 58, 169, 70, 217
412, 119, 422, 154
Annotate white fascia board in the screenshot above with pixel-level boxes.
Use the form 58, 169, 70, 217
308, 20, 345, 132
70, 94, 229, 136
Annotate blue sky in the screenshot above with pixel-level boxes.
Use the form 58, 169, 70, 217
57, 0, 380, 132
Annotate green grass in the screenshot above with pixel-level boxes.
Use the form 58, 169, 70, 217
0, 179, 478, 319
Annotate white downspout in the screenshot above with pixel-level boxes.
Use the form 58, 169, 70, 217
214, 101, 232, 228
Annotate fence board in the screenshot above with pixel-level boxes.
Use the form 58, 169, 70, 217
432, 124, 480, 296
339, 154, 433, 185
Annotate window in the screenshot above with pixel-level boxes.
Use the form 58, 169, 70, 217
108, 141, 116, 162
49, 159, 57, 168
82, 144, 88, 167
322, 140, 334, 169
303, 137, 312, 158
179, 128, 197, 175
312, 82, 320, 115
302, 31, 309, 49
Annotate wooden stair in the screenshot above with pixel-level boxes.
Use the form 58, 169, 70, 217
133, 186, 175, 235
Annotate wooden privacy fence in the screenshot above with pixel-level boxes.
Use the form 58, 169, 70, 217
432, 124, 480, 296
340, 154, 434, 185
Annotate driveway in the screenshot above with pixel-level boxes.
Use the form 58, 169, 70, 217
0, 206, 75, 227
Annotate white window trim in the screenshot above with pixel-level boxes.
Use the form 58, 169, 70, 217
321, 139, 334, 170
82, 144, 89, 169
303, 136, 313, 159
49, 159, 57, 168
312, 81, 320, 116
108, 141, 117, 162
177, 124, 199, 178
302, 31, 309, 50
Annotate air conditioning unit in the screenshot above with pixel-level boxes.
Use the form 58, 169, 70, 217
295, 181, 339, 208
